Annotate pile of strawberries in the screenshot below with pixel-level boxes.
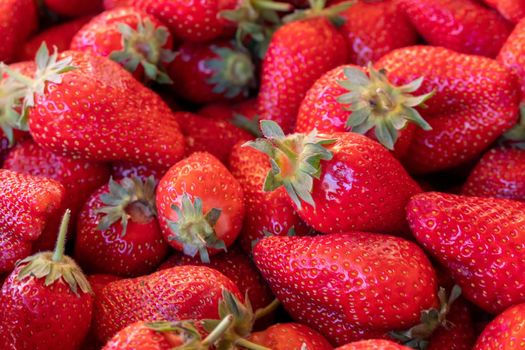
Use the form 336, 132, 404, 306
1, 0, 525, 349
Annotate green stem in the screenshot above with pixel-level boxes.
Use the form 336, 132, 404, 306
201, 315, 234, 346
52, 209, 71, 262
254, 299, 280, 320
235, 338, 273, 350
253, 0, 292, 11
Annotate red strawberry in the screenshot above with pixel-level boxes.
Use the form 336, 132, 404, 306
44, 0, 103, 17
398, 0, 512, 58
0, 169, 64, 273
168, 41, 255, 104
426, 299, 475, 350
104, 0, 131, 10
473, 302, 525, 350
498, 18, 525, 96
253, 233, 438, 345
93, 265, 241, 341
0, 0, 38, 62
376, 46, 520, 174
246, 121, 421, 235
248, 323, 333, 350
407, 192, 525, 314
295, 64, 433, 158
482, 0, 525, 24
156, 152, 244, 262
111, 161, 165, 181
336, 340, 411, 350
75, 177, 169, 277
199, 98, 259, 122
71, 7, 176, 83
0, 210, 93, 350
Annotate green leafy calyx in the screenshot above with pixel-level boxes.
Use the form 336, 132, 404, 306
501, 103, 525, 148
283, 0, 354, 27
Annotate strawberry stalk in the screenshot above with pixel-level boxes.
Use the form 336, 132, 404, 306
283, 0, 355, 26
52, 209, 71, 262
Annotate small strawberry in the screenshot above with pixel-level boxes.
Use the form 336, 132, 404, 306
473, 302, 525, 350
71, 7, 176, 83
253, 233, 438, 345
0, 210, 94, 350
198, 99, 262, 138
498, 18, 525, 96
336, 340, 411, 350
44, 0, 103, 17
248, 323, 333, 350
156, 152, 244, 262
407, 192, 525, 314
481, 0, 525, 24
0, 0, 38, 62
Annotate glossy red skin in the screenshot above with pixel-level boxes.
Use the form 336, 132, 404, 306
0, 0, 38, 62
228, 142, 304, 253
498, 18, 525, 96
338, 0, 418, 65
176, 112, 252, 164
28, 50, 186, 168
376, 46, 520, 174
482, 0, 525, 24
248, 323, 333, 350
156, 152, 244, 256
258, 18, 349, 133
158, 245, 273, 311
427, 299, 476, 350
253, 233, 438, 345
408, 192, 525, 314
198, 99, 259, 122
337, 340, 411, 350
461, 148, 525, 201
94, 265, 241, 342
102, 321, 184, 350
293, 132, 421, 235
104, 0, 131, 9
295, 64, 415, 159
75, 184, 170, 277
0, 170, 64, 273
111, 161, 165, 182
129, 0, 237, 42
398, 0, 512, 58
0, 264, 93, 350
44, 0, 103, 17
474, 303, 525, 350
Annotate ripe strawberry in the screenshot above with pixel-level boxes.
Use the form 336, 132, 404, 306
44, 0, 103, 17
199, 98, 259, 122
253, 233, 438, 345
93, 265, 241, 341
248, 323, 333, 350
295, 64, 433, 158
0, 210, 93, 350
0, 169, 64, 273
336, 340, 411, 350
156, 152, 244, 262
111, 161, 165, 182
71, 7, 176, 83
246, 121, 421, 235
398, 0, 512, 58
498, 18, 525, 96
75, 176, 169, 277
0, 0, 38, 62
473, 302, 525, 350
481, 0, 525, 24
168, 41, 255, 104
376, 46, 520, 174
104, 0, 131, 10
426, 299, 475, 350
407, 192, 525, 314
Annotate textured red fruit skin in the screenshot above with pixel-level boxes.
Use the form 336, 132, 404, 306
0, 170, 64, 273
0, 0, 38, 62
199, 99, 259, 122
28, 50, 186, 168
75, 184, 169, 277
336, 339, 411, 350
482, 0, 525, 24
398, 0, 512, 58
376, 46, 520, 174
407, 192, 525, 314
0, 264, 93, 350
248, 323, 333, 350
156, 152, 244, 256
253, 233, 438, 345
229, 142, 304, 253
111, 161, 165, 182
94, 265, 242, 342
104, 0, 131, 10
0, 130, 29, 166
498, 18, 525, 97
129, 0, 237, 42
158, 245, 273, 311
102, 321, 183, 350
44, 0, 102, 17
473, 303, 525, 350
258, 17, 349, 133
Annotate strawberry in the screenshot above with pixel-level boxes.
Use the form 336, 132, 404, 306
44, 0, 103, 17
498, 18, 525, 96
376, 46, 520, 174
70, 7, 176, 83
104, 0, 131, 10
336, 340, 411, 350
156, 152, 244, 262
93, 265, 242, 341
246, 121, 421, 235
252, 233, 438, 345
199, 98, 259, 122
0, 0, 38, 62
248, 323, 333, 350
407, 192, 525, 314
111, 161, 165, 181
481, 0, 525, 24
398, 0, 512, 58
0, 169, 64, 273
295, 63, 433, 158
0, 210, 93, 350
257, 1, 350, 133
473, 302, 525, 350
75, 176, 169, 277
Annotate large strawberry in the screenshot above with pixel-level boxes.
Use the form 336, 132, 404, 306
376, 46, 520, 174
253, 233, 438, 345
0, 0, 38, 62
71, 7, 175, 83
336, 340, 411, 350
407, 192, 525, 314
246, 121, 421, 235
498, 18, 525, 96
0, 169, 64, 273
44, 0, 103, 17
473, 303, 525, 350
93, 265, 241, 341
156, 152, 244, 263
481, 0, 525, 24
398, 0, 512, 58
0, 210, 93, 350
